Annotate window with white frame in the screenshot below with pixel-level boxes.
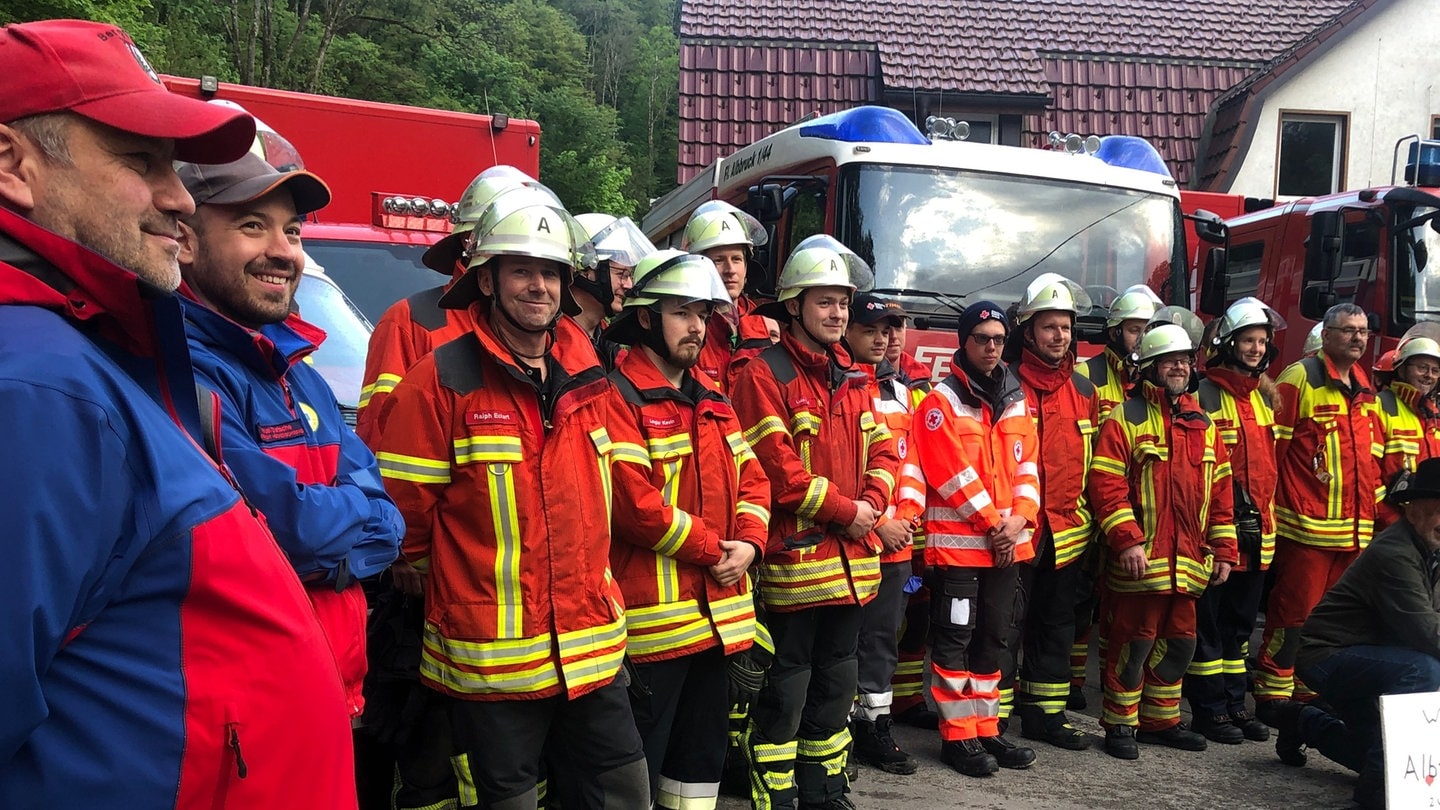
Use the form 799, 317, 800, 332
1277, 113, 1347, 197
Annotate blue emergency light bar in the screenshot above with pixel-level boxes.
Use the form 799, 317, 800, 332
799, 106, 931, 146
1406, 141, 1440, 187
1094, 135, 1172, 179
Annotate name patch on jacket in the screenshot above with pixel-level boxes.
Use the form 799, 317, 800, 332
466, 410, 517, 426
644, 415, 681, 429
257, 419, 306, 443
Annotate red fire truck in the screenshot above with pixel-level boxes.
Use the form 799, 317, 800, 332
1195, 135, 1440, 366
642, 106, 1190, 379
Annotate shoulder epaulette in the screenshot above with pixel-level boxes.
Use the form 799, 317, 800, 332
1121, 395, 1150, 427
759, 343, 798, 385
1300, 355, 1327, 389
1379, 388, 1399, 418
607, 368, 647, 409
433, 332, 486, 395
1197, 378, 1222, 414
1084, 355, 1109, 388
406, 285, 449, 331
1070, 369, 1096, 398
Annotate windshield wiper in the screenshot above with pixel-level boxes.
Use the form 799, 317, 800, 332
870, 287, 968, 316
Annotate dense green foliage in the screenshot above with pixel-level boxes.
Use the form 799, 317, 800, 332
2, 0, 680, 216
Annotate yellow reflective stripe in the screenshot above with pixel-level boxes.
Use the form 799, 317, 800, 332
736, 500, 771, 524
654, 510, 694, 558
422, 650, 560, 694
557, 619, 627, 691
359, 373, 404, 408
791, 411, 822, 436
1186, 658, 1223, 677
453, 434, 523, 464
589, 426, 613, 454
726, 430, 759, 465
744, 415, 787, 445
610, 441, 651, 468
796, 476, 830, 520
556, 613, 627, 659
1090, 455, 1128, 477
426, 626, 552, 665
625, 599, 701, 630
377, 451, 452, 484
866, 467, 896, 494
626, 616, 715, 658
452, 753, 479, 807
486, 461, 524, 638
1100, 506, 1138, 535
647, 432, 694, 458
858, 410, 877, 432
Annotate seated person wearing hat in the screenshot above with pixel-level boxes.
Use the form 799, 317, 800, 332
1276, 456, 1440, 809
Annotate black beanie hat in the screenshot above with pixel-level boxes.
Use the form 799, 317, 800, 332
956, 300, 1009, 343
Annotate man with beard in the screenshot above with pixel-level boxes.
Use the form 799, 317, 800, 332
1184, 298, 1284, 745
1083, 284, 1162, 421
176, 153, 404, 721
1009, 274, 1100, 752
0, 19, 357, 806
904, 301, 1039, 777
730, 235, 897, 810
683, 200, 775, 390
846, 293, 923, 776
1256, 303, 1382, 726
1375, 337, 1440, 529
1088, 322, 1237, 760
376, 199, 689, 809
602, 249, 770, 810
574, 212, 650, 369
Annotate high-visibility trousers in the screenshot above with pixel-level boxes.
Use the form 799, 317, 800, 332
630, 646, 730, 810
1018, 534, 1094, 715
928, 565, 1020, 742
1255, 541, 1357, 704
1100, 592, 1197, 732
1183, 568, 1266, 718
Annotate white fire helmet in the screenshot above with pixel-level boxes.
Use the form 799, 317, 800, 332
1397, 336, 1440, 368
1017, 272, 1093, 323
682, 200, 769, 253
1135, 323, 1195, 368
422, 167, 560, 273
1106, 284, 1163, 329
1214, 297, 1287, 343
622, 249, 731, 311
575, 214, 656, 268
1302, 323, 1324, 357
773, 235, 873, 304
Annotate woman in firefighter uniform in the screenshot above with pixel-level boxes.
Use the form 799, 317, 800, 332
729, 235, 897, 810
375, 199, 700, 810
904, 301, 1040, 777
1184, 298, 1284, 745
683, 200, 775, 390
602, 250, 771, 810
1087, 323, 1238, 760
1375, 337, 1440, 528
1008, 274, 1100, 752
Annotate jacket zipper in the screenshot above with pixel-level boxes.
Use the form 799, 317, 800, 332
227, 723, 248, 779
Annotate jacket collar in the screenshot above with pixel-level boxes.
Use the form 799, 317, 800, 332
181, 288, 324, 381
1139, 377, 1205, 421
1205, 364, 1262, 396
946, 359, 1023, 414
1319, 351, 1374, 396
779, 328, 862, 392
1018, 348, 1074, 392
1390, 381, 1439, 418
616, 345, 722, 407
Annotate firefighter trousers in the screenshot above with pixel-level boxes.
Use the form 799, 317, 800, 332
395, 691, 460, 810
1017, 535, 1092, 715
890, 554, 931, 717
1184, 568, 1266, 718
1255, 542, 1357, 705
928, 565, 1019, 741
445, 678, 648, 809
1101, 592, 1197, 732
855, 561, 912, 721
628, 646, 729, 810
743, 603, 861, 809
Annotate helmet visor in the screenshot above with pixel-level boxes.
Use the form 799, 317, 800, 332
790, 234, 875, 292
1148, 306, 1206, 348
591, 217, 657, 268
689, 200, 770, 248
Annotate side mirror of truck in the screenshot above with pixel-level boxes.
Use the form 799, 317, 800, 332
1198, 247, 1229, 316
747, 184, 785, 223
1188, 209, 1227, 245
1300, 285, 1338, 320
1305, 211, 1345, 283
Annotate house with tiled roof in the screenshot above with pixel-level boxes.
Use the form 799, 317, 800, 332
677, 0, 1437, 199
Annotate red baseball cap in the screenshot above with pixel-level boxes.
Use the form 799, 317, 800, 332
0, 19, 255, 163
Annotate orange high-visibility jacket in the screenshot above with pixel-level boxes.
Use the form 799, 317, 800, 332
1375, 381, 1440, 528
1081, 346, 1133, 422
907, 361, 1041, 569
696, 295, 773, 392
357, 281, 475, 446
863, 359, 927, 564
1089, 381, 1239, 596
376, 312, 705, 701
1016, 349, 1099, 569
1198, 366, 1279, 571
1272, 355, 1383, 552
607, 348, 770, 662
729, 332, 899, 612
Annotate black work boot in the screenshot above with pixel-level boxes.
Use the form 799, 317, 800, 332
1190, 713, 1245, 745
800, 796, 858, 810
1104, 724, 1139, 760
851, 716, 918, 775
1067, 685, 1087, 711
1273, 700, 1308, 767
893, 703, 940, 730
1135, 722, 1208, 751
1017, 705, 1089, 751
978, 733, 1036, 769
940, 738, 999, 777
1229, 709, 1270, 742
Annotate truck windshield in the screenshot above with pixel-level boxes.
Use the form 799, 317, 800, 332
304, 239, 440, 323
294, 272, 372, 416
1397, 206, 1440, 328
837, 164, 1183, 315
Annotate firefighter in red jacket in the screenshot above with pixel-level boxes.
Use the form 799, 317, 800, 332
1375, 336, 1440, 529
1184, 298, 1284, 745
1256, 302, 1382, 728
902, 301, 1039, 777
1088, 322, 1238, 760
729, 235, 897, 810
376, 198, 698, 809
1008, 274, 1100, 752
601, 249, 771, 810
846, 293, 922, 775
683, 200, 775, 389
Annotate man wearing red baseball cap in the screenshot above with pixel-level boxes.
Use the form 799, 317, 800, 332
0, 19, 357, 809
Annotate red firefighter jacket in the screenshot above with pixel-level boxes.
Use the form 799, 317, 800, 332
730, 331, 899, 612
1016, 349, 1099, 568
1375, 381, 1440, 528
376, 311, 705, 700
898, 351, 934, 390
863, 360, 926, 564
607, 349, 770, 661
1198, 366, 1279, 571
357, 278, 475, 446
696, 295, 773, 392
906, 359, 1040, 568
1081, 346, 1133, 422
1089, 381, 1239, 596
1273, 355, 1383, 551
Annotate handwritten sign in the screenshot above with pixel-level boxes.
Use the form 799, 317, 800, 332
1380, 691, 1440, 808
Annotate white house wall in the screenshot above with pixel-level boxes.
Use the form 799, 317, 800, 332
1226, 0, 1440, 198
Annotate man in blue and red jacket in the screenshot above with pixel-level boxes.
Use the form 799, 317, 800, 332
176, 152, 404, 719
0, 19, 357, 808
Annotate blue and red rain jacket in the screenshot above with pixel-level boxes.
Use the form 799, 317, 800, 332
0, 208, 355, 808
182, 298, 404, 715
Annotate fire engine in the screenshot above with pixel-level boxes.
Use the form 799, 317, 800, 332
642, 106, 1190, 379
1196, 134, 1440, 366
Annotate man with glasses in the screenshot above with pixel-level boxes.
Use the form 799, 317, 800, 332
1256, 303, 1383, 737
1088, 322, 1237, 760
